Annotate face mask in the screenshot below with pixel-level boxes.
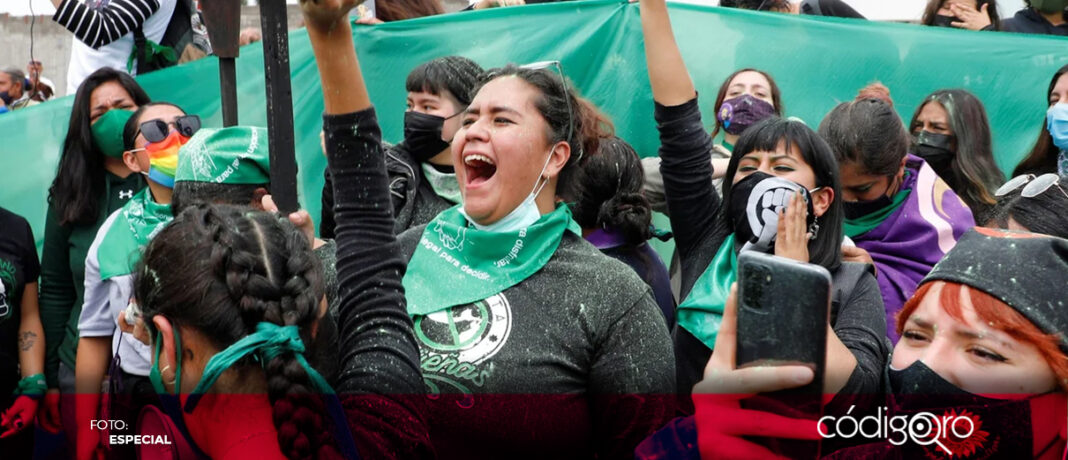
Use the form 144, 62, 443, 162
1030, 0, 1068, 15
727, 171, 816, 253
1046, 103, 1068, 151
404, 111, 453, 163
0, 91, 11, 106
932, 14, 958, 27
461, 147, 554, 233
422, 163, 463, 205
913, 131, 956, 180
887, 360, 1063, 459
91, 109, 134, 159
716, 94, 776, 136
132, 130, 187, 188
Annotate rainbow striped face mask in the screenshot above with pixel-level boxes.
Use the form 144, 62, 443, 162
130, 130, 187, 188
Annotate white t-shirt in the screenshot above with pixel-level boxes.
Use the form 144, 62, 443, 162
65, 0, 178, 95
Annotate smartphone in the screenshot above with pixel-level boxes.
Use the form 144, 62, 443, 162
735, 250, 831, 459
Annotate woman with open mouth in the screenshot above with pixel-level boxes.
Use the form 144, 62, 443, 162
395, 53, 677, 460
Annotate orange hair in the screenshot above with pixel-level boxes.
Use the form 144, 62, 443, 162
855, 82, 893, 107
897, 282, 1068, 392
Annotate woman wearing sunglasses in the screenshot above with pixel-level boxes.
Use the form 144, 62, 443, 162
72, 101, 197, 460
39, 68, 151, 449
987, 173, 1068, 239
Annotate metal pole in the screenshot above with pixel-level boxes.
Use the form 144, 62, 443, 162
219, 58, 238, 126
259, 0, 299, 213
200, 0, 241, 127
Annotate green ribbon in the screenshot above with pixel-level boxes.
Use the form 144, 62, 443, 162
127, 39, 179, 73
97, 188, 173, 280
676, 234, 737, 350
13, 373, 46, 397
843, 185, 912, 238
184, 322, 334, 413
402, 203, 580, 316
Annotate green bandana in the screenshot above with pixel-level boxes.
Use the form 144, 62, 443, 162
175, 126, 271, 185
676, 234, 737, 350
184, 322, 334, 412
127, 39, 178, 73
421, 163, 463, 205
91, 109, 135, 159
403, 203, 580, 316
98, 188, 173, 280
843, 186, 912, 238
13, 373, 46, 397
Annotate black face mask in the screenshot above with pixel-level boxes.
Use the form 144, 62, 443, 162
932, 14, 959, 27
0, 91, 12, 106
887, 361, 1062, 459
728, 171, 815, 253
913, 131, 957, 184
403, 111, 452, 163
842, 173, 899, 220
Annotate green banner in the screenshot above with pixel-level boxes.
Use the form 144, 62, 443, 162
2, 0, 1066, 256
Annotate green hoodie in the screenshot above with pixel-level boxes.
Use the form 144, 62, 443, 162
39, 171, 144, 387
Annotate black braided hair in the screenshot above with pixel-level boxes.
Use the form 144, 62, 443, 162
134, 204, 343, 460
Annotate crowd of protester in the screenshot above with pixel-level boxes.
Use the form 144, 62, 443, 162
0, 0, 1067, 459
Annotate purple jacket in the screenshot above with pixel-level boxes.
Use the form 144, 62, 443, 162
853, 156, 974, 342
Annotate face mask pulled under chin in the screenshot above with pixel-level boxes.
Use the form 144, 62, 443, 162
404, 111, 453, 163
727, 171, 816, 253
887, 360, 1061, 459
461, 147, 554, 233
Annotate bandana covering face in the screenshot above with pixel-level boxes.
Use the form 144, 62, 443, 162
91, 109, 135, 158
143, 131, 188, 187
727, 171, 815, 253
402, 203, 580, 316
97, 188, 173, 280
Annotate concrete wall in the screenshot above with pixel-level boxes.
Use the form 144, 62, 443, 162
0, 5, 306, 98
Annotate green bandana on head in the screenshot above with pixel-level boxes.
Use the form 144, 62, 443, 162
91, 109, 135, 159
402, 203, 580, 316
98, 188, 173, 280
175, 126, 270, 185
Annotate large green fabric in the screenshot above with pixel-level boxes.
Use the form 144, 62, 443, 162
2, 1, 1066, 256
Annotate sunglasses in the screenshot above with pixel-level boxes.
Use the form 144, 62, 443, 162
137, 115, 202, 143
995, 173, 1068, 200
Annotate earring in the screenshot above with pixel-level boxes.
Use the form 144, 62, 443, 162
808, 221, 820, 240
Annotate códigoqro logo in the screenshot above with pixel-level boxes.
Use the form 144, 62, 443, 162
91, 419, 173, 446
818, 405, 979, 456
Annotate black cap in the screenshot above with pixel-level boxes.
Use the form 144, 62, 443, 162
921, 228, 1068, 353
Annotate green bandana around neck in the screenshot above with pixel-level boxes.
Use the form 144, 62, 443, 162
720, 138, 734, 152
843, 184, 912, 238
402, 203, 580, 316
184, 322, 334, 412
98, 188, 173, 280
175, 126, 271, 185
421, 163, 463, 205
92, 109, 135, 159
676, 234, 737, 350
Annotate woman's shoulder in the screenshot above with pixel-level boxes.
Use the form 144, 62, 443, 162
549, 232, 654, 301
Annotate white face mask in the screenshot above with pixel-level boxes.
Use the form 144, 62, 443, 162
421, 163, 463, 205
461, 147, 554, 233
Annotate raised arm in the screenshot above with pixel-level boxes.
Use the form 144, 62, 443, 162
51, 0, 161, 49
639, 0, 695, 106
301, 1, 431, 457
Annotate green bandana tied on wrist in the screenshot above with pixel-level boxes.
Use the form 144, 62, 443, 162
184, 322, 334, 412
176, 127, 271, 185
403, 203, 580, 316
91, 109, 135, 159
676, 234, 737, 350
98, 188, 174, 280
13, 373, 47, 398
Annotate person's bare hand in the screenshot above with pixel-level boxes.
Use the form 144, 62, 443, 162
474, 0, 525, 10
355, 16, 384, 25
774, 191, 810, 263
261, 195, 323, 248
238, 28, 262, 46
117, 309, 150, 345
299, 0, 365, 32
950, 2, 991, 31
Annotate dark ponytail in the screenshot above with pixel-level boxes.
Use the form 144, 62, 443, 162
135, 205, 342, 460
560, 136, 652, 248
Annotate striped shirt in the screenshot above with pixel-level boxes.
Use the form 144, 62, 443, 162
52, 0, 161, 50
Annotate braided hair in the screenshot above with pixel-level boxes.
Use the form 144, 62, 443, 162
134, 204, 343, 460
